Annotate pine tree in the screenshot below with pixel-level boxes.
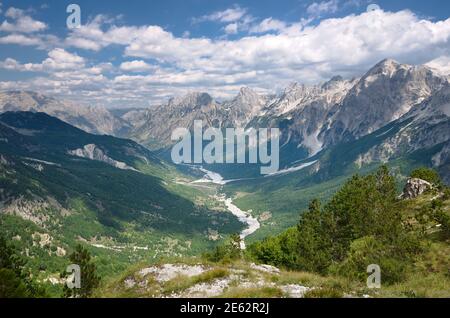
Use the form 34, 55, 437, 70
0, 235, 46, 297
63, 244, 100, 298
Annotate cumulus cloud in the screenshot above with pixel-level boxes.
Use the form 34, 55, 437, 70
194, 5, 248, 23
224, 23, 239, 35
0, 48, 85, 72
0, 7, 47, 33
192, 5, 255, 35
0, 33, 43, 46
71, 10, 450, 76
426, 56, 450, 75
120, 60, 155, 72
249, 18, 287, 34
3, 8, 450, 107
43, 48, 85, 70
0, 57, 42, 71
306, 0, 340, 18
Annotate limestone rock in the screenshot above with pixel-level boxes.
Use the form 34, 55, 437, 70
401, 178, 432, 199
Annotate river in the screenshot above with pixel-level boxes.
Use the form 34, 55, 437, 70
192, 167, 260, 249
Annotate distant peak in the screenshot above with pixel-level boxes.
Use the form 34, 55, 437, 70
372, 58, 402, 71
329, 75, 344, 82
237, 87, 260, 100
322, 75, 344, 89
168, 92, 213, 108
378, 58, 399, 66
286, 82, 301, 89
284, 82, 304, 94
239, 86, 255, 95
363, 58, 408, 78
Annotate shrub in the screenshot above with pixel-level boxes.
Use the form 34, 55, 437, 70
203, 234, 242, 263
304, 287, 343, 298
329, 236, 409, 285
410, 168, 442, 186
443, 187, 450, 200
0, 268, 29, 298
0, 235, 47, 297
433, 209, 450, 239
248, 228, 298, 269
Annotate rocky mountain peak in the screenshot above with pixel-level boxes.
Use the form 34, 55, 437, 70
322, 58, 448, 147
284, 82, 305, 94
321, 75, 344, 90
168, 92, 213, 110
370, 58, 403, 74
0, 91, 54, 111
235, 87, 263, 106
377, 58, 400, 67
239, 86, 255, 96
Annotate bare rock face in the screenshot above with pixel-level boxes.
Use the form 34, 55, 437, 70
322, 59, 448, 147
401, 178, 432, 199
68, 144, 138, 171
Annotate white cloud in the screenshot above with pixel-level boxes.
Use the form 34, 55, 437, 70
426, 56, 450, 75
0, 33, 43, 46
82, 10, 450, 104
306, 0, 340, 18
224, 23, 238, 35
0, 7, 47, 33
250, 18, 287, 34
3, 9, 450, 108
194, 5, 248, 23
43, 48, 85, 70
192, 5, 255, 35
0, 57, 42, 71
120, 60, 155, 72
67, 37, 102, 51
0, 48, 85, 72
114, 10, 450, 80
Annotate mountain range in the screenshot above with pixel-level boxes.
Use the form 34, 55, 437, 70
1, 58, 449, 182
1, 58, 450, 295
1, 58, 450, 234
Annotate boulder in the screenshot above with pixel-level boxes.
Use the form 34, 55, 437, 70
401, 178, 432, 199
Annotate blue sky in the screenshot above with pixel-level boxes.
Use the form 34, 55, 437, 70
0, 0, 449, 108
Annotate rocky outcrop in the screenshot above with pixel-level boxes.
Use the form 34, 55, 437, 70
121, 263, 312, 298
401, 178, 433, 199
68, 144, 138, 171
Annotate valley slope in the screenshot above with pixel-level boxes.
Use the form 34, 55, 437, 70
0, 111, 242, 291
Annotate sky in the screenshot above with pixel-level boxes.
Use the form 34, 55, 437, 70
0, 0, 449, 108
